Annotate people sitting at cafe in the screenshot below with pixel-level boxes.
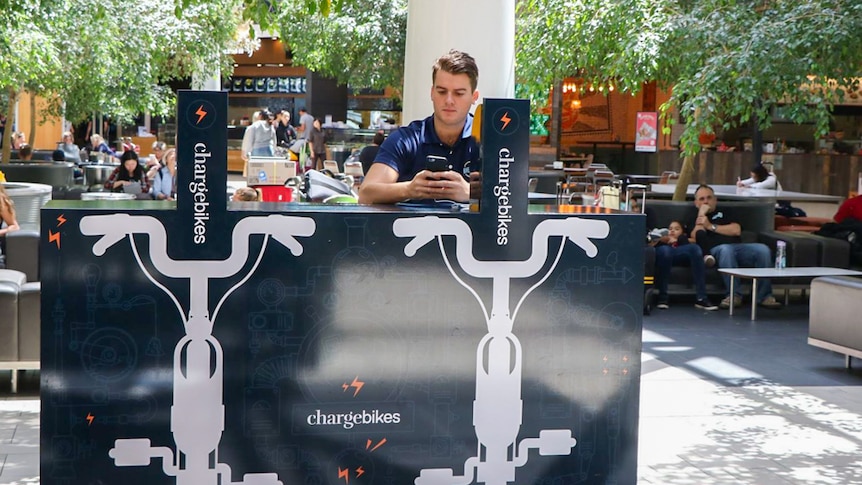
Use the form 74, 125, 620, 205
104, 150, 149, 195
736, 163, 781, 190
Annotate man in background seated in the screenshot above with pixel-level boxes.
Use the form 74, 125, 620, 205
691, 184, 782, 310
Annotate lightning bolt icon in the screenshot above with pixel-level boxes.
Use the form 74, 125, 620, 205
366, 437, 387, 452
348, 376, 364, 397
86, 413, 94, 426
337, 467, 349, 483
355, 466, 365, 478
56, 214, 66, 227
48, 230, 61, 249
500, 111, 512, 131
195, 104, 208, 124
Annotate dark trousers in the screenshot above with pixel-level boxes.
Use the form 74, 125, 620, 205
655, 243, 708, 301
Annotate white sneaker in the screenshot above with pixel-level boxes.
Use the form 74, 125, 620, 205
704, 255, 716, 268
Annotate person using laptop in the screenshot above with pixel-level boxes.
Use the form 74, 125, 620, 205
104, 150, 149, 196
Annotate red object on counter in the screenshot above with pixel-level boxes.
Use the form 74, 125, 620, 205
253, 185, 296, 202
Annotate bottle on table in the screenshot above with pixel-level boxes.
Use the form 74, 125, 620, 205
775, 240, 786, 269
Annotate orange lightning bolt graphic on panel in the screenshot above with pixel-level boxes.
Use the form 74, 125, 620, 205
56, 214, 66, 226
195, 105, 208, 124
500, 111, 512, 131
355, 466, 365, 478
86, 413, 94, 425
337, 467, 349, 483
349, 376, 364, 397
49, 230, 61, 249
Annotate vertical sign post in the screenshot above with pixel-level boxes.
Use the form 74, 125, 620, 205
478, 98, 531, 261
176, 90, 228, 259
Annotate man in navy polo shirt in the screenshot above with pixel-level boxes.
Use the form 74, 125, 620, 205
358, 50, 480, 204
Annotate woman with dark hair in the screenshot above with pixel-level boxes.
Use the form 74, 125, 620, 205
737, 163, 781, 190
104, 150, 149, 194
309, 118, 327, 170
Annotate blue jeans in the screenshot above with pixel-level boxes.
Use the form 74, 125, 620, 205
251, 146, 274, 157
710, 243, 773, 302
655, 244, 708, 301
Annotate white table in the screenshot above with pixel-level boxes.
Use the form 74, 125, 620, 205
718, 267, 862, 320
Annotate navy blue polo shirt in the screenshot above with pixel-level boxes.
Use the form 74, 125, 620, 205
374, 115, 480, 181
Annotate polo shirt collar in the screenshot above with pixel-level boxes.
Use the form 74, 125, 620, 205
424, 114, 475, 146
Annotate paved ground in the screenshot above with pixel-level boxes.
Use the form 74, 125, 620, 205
3, 297, 862, 484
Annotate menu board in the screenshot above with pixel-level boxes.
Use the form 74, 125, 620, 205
229, 76, 306, 94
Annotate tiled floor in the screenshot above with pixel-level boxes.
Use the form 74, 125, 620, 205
4, 298, 862, 484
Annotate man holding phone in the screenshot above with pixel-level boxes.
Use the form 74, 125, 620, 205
358, 50, 480, 204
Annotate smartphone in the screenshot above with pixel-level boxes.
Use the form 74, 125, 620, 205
426, 155, 453, 172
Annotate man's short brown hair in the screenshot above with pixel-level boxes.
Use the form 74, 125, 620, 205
433, 50, 479, 92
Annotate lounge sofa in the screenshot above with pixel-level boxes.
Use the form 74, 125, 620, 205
644, 199, 848, 299
809, 276, 862, 368
0, 230, 40, 392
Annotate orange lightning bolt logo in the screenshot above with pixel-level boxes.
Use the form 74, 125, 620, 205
342, 376, 365, 397
355, 466, 365, 478
56, 214, 66, 226
195, 105, 208, 124
49, 230, 61, 249
86, 413, 94, 426
500, 111, 512, 131
338, 467, 349, 483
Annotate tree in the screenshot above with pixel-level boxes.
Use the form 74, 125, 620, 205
248, 0, 407, 94
0, 0, 249, 160
515, 0, 862, 200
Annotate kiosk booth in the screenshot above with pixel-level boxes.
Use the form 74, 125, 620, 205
40, 92, 644, 484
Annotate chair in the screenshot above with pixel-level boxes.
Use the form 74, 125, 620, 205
323, 160, 339, 174
528, 177, 538, 192
343, 161, 364, 178
659, 171, 679, 184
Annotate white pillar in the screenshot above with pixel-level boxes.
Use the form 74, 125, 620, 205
192, 60, 222, 91
402, 0, 515, 124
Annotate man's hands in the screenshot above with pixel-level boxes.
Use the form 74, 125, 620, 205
407, 170, 470, 202
695, 203, 712, 230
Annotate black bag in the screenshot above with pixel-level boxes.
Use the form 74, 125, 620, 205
815, 219, 862, 265
775, 201, 806, 218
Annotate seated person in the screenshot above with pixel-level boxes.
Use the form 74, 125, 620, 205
834, 194, 862, 223
737, 163, 781, 190
692, 184, 781, 309
18, 144, 33, 161
232, 187, 260, 202
59, 131, 82, 163
358, 131, 385, 175
358, 50, 480, 204
651, 220, 718, 311
104, 150, 149, 195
